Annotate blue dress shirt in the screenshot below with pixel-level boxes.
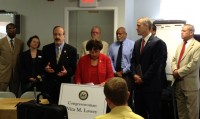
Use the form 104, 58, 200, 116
108, 38, 134, 73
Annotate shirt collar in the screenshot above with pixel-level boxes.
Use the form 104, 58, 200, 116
55, 42, 65, 50
143, 33, 152, 43
7, 36, 15, 42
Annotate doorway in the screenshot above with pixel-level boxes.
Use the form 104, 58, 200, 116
64, 7, 118, 56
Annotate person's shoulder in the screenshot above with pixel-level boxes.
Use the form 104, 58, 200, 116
64, 43, 77, 51
125, 39, 135, 45
99, 53, 111, 61
82, 40, 89, 44
42, 43, 54, 50
79, 54, 90, 62
193, 38, 200, 45
101, 40, 109, 46
37, 49, 42, 54
126, 38, 134, 43
128, 112, 144, 119
150, 36, 165, 45
109, 41, 118, 47
0, 36, 7, 43
44, 42, 54, 47
94, 114, 109, 119
20, 50, 29, 56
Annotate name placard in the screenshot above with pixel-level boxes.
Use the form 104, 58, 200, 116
59, 83, 107, 119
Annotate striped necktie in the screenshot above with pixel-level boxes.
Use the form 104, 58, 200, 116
56, 47, 61, 63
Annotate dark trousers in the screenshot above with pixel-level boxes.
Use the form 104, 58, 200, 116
122, 73, 134, 111
134, 91, 161, 119
42, 79, 61, 104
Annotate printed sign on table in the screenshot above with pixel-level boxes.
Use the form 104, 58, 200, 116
59, 83, 107, 119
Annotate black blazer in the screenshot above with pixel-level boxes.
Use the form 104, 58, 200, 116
42, 43, 77, 83
20, 49, 43, 93
131, 35, 167, 92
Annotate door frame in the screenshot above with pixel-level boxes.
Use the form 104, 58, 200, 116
64, 7, 118, 43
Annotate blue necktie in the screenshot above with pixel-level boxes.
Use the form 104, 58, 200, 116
115, 42, 123, 72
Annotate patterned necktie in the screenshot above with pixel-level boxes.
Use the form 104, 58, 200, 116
177, 41, 187, 69
10, 39, 14, 50
115, 42, 123, 72
56, 47, 61, 63
140, 39, 145, 54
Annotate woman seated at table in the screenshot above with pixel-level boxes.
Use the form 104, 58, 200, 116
74, 40, 114, 86
20, 35, 43, 93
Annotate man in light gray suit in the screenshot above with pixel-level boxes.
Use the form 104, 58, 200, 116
172, 24, 200, 119
0, 23, 23, 97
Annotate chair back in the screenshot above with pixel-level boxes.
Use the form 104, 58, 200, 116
20, 91, 41, 99
0, 91, 16, 98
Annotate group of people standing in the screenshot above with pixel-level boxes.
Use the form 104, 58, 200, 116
0, 16, 200, 119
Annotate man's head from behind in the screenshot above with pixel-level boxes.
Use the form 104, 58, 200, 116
104, 77, 129, 109
151, 23, 157, 36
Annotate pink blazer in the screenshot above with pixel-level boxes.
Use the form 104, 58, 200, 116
74, 53, 114, 84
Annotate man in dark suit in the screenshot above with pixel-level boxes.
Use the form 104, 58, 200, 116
131, 17, 167, 119
42, 26, 77, 103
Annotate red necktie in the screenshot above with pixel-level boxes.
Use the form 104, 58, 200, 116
177, 41, 187, 69
140, 39, 145, 54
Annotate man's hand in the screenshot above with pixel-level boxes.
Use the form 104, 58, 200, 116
133, 74, 143, 84
173, 69, 181, 80
57, 66, 67, 77
45, 62, 55, 73
99, 82, 105, 86
114, 71, 123, 77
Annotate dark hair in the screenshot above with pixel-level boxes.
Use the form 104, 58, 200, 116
6, 23, 16, 30
152, 23, 157, 31
27, 35, 40, 48
104, 77, 129, 106
86, 40, 103, 51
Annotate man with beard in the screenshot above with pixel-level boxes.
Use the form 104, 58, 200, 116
42, 26, 77, 103
0, 23, 24, 97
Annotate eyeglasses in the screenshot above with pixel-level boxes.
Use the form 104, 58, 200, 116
92, 32, 100, 34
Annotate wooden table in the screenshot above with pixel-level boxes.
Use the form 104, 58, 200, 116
0, 98, 48, 119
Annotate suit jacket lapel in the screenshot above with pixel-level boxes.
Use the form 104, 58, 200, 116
14, 38, 19, 52
141, 35, 153, 55
181, 39, 195, 60
3, 37, 12, 52
58, 43, 67, 64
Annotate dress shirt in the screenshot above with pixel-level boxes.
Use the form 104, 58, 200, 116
185, 38, 192, 49
95, 106, 144, 119
108, 38, 134, 73
7, 36, 15, 48
142, 33, 152, 47
55, 42, 64, 54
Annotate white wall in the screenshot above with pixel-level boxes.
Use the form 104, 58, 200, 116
0, 0, 126, 50
0, 0, 162, 48
132, 0, 161, 40
125, 0, 134, 41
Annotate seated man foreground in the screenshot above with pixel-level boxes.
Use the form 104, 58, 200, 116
95, 77, 144, 119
